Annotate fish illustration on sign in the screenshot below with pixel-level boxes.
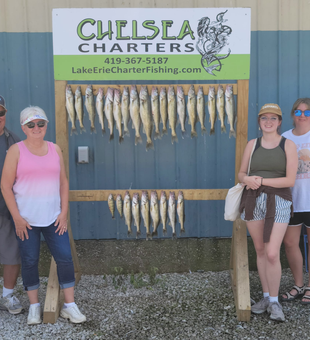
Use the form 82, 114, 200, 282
196, 10, 232, 76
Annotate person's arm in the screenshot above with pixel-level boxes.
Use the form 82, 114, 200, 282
261, 139, 298, 188
1, 144, 32, 240
54, 144, 69, 235
238, 139, 262, 190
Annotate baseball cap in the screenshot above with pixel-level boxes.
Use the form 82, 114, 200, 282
0, 96, 7, 111
20, 106, 49, 125
258, 103, 282, 117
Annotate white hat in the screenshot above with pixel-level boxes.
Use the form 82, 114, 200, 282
20, 106, 49, 125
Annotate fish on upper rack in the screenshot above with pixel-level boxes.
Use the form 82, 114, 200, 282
130, 85, 142, 145
132, 192, 141, 235
159, 87, 168, 135
108, 194, 115, 219
141, 190, 151, 237
217, 84, 226, 133
167, 85, 178, 144
122, 86, 130, 138
177, 191, 185, 233
208, 86, 216, 135
177, 86, 186, 138
168, 191, 176, 236
96, 87, 105, 134
123, 191, 132, 234
85, 84, 96, 133
65, 85, 77, 135
116, 194, 123, 218
187, 85, 197, 138
160, 191, 167, 234
225, 84, 236, 138
74, 86, 86, 133
151, 86, 161, 140
150, 191, 160, 236
197, 86, 207, 135
113, 88, 124, 144
139, 85, 154, 150
105, 87, 114, 141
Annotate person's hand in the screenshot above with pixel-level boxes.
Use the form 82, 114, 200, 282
14, 216, 32, 241
243, 176, 262, 190
54, 212, 68, 235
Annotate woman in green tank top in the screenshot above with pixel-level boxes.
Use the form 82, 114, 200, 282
238, 103, 298, 322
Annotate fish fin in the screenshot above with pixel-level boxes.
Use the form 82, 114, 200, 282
221, 126, 227, 134
210, 128, 215, 135
229, 130, 236, 138
146, 140, 154, 151
135, 135, 142, 145
90, 126, 96, 134
124, 128, 130, 137
101, 128, 106, 135
201, 126, 207, 135
119, 136, 124, 144
109, 133, 114, 142
171, 134, 178, 144
80, 126, 86, 134
181, 130, 187, 139
191, 131, 198, 138
162, 127, 168, 135
128, 228, 132, 235
152, 231, 158, 237
154, 131, 161, 140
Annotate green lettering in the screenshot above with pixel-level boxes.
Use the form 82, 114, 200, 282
116, 20, 130, 40
162, 20, 176, 40
142, 20, 159, 40
77, 18, 96, 40
177, 21, 195, 40
132, 21, 146, 40
97, 20, 113, 40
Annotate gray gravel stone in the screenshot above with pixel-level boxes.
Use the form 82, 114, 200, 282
0, 269, 310, 339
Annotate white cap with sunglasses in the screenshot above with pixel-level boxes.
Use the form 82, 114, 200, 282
20, 106, 49, 126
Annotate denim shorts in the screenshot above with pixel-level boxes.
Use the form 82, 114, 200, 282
240, 193, 292, 223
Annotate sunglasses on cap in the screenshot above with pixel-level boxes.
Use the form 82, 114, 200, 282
26, 121, 46, 128
294, 109, 310, 117
0, 110, 6, 117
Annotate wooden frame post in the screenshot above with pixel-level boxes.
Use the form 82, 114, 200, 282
43, 80, 81, 323
230, 79, 251, 321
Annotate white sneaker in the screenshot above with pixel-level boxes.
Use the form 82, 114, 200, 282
60, 304, 86, 324
27, 305, 42, 325
0, 294, 24, 315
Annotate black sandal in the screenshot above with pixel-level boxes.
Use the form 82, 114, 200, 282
282, 285, 305, 302
301, 287, 310, 305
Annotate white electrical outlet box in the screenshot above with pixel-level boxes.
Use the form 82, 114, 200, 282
78, 146, 89, 163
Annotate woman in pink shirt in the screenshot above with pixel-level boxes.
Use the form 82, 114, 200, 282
1, 106, 86, 325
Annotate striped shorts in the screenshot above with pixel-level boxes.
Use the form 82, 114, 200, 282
240, 193, 292, 223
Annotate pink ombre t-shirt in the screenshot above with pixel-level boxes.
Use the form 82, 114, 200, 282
13, 141, 61, 226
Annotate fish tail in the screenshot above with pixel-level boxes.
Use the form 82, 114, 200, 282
152, 231, 158, 237
210, 127, 215, 135
221, 125, 226, 134
128, 227, 132, 235
80, 126, 86, 134
201, 126, 207, 135
109, 133, 114, 142
71, 127, 78, 136
191, 130, 198, 138
90, 126, 96, 134
101, 128, 106, 135
154, 131, 161, 140
135, 135, 142, 145
171, 134, 178, 144
229, 129, 236, 138
146, 140, 154, 151
124, 128, 130, 137
119, 136, 124, 144
162, 127, 168, 135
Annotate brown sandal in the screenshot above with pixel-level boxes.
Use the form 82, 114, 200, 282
282, 285, 305, 302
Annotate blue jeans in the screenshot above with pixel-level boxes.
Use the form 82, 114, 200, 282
17, 222, 75, 291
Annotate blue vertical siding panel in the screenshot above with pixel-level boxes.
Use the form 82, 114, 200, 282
2, 30, 310, 240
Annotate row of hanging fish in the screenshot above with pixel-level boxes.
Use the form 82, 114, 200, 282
107, 191, 185, 239
65, 84, 236, 148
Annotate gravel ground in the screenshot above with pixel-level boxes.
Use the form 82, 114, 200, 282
0, 269, 310, 340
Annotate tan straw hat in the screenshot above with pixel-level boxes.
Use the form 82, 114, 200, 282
258, 103, 282, 117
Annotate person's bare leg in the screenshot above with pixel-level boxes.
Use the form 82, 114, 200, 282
282, 224, 304, 298
3, 264, 20, 290
247, 220, 269, 292
302, 227, 310, 302
27, 289, 39, 304
63, 287, 74, 303
265, 223, 289, 297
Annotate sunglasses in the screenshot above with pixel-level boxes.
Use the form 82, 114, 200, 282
294, 110, 310, 117
26, 121, 46, 129
0, 111, 6, 117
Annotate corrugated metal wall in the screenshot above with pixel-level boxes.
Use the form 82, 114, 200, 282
1, 0, 310, 240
